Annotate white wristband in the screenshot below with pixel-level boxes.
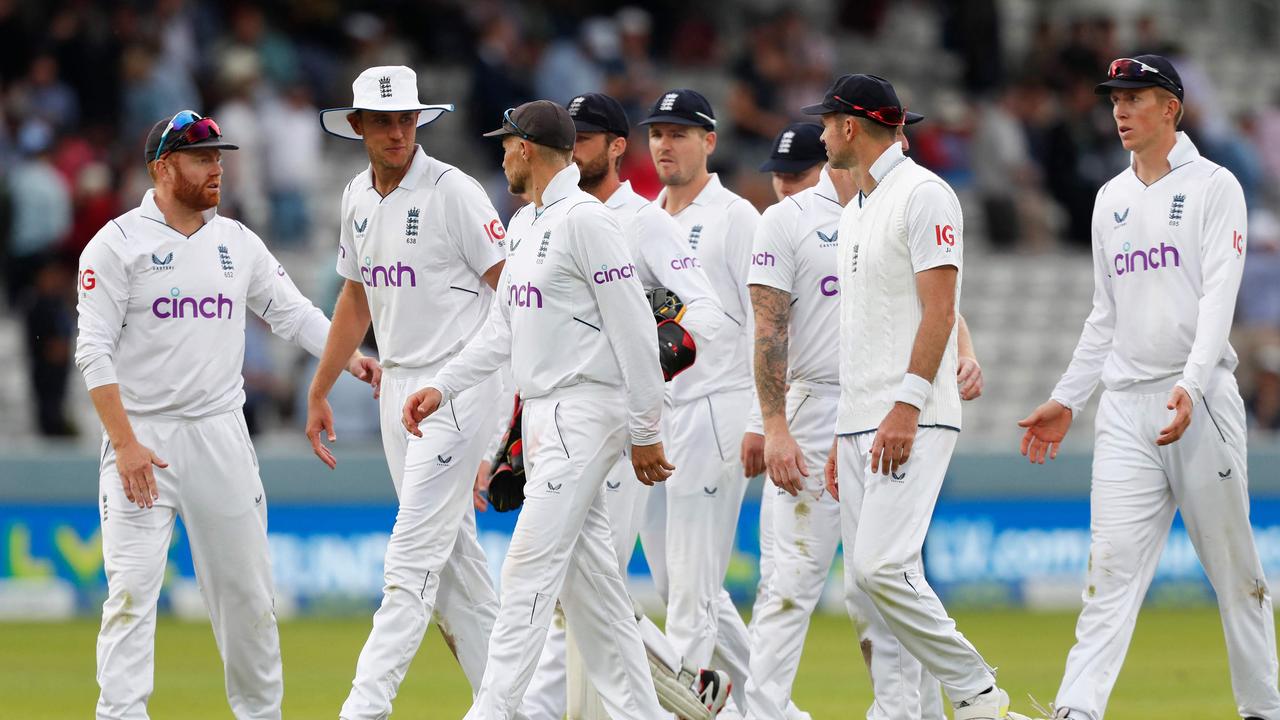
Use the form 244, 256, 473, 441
893, 373, 932, 410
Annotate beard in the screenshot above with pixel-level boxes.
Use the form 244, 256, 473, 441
575, 149, 611, 191
173, 170, 219, 211
506, 164, 529, 196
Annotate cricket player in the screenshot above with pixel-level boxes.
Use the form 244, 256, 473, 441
76, 111, 380, 719
1019, 55, 1280, 720
640, 88, 758, 705
307, 66, 507, 719
522, 91, 730, 720
401, 100, 673, 720
742, 121, 984, 720
811, 74, 1028, 720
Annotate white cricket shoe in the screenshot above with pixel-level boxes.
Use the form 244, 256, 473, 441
953, 687, 1034, 720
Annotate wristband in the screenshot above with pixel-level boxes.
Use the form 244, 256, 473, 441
893, 373, 932, 410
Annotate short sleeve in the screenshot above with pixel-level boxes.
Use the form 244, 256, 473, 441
443, 172, 507, 276
336, 182, 361, 283
748, 201, 798, 294
904, 181, 962, 273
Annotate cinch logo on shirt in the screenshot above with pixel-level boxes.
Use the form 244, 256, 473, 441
361, 259, 417, 287
820, 275, 839, 296
752, 251, 776, 267
1114, 241, 1181, 276
593, 263, 637, 284
1233, 230, 1245, 255
670, 256, 701, 270
151, 288, 234, 319
508, 281, 543, 308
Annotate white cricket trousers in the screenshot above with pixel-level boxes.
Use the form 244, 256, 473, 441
654, 389, 755, 696
746, 388, 944, 720
838, 428, 996, 705
464, 385, 664, 720
341, 367, 502, 720
95, 409, 280, 720
1055, 373, 1280, 720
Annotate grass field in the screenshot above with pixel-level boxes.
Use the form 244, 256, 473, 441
1, 608, 1253, 718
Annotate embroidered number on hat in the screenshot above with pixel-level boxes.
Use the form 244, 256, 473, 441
378, 76, 392, 98
659, 93, 679, 111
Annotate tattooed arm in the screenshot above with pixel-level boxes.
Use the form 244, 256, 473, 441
751, 284, 792, 429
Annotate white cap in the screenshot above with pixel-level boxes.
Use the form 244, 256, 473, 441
320, 65, 454, 140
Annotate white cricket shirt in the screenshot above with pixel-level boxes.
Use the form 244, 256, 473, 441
835, 142, 964, 434
75, 190, 330, 418
428, 164, 664, 445
337, 146, 506, 370
748, 166, 844, 386
1051, 132, 1247, 409
656, 173, 760, 404
605, 180, 723, 345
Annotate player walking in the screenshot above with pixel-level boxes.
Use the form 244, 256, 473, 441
743, 121, 982, 720
402, 100, 673, 720
76, 110, 379, 719
812, 74, 1028, 720
306, 66, 508, 720
640, 89, 759, 707
1019, 55, 1280, 720
522, 91, 730, 720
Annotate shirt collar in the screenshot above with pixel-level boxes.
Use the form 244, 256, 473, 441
656, 172, 724, 210
813, 165, 838, 201
1131, 131, 1200, 170
369, 145, 430, 192
540, 163, 582, 208
867, 141, 906, 184
606, 180, 638, 209
139, 189, 218, 226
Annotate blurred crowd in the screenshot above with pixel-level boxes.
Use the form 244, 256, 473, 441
2, 0, 1279, 438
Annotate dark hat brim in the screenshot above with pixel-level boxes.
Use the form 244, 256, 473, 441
759, 156, 825, 173
637, 114, 713, 129
905, 111, 925, 125
572, 119, 618, 134
1095, 78, 1183, 100
166, 138, 240, 153
800, 101, 839, 116
482, 126, 515, 139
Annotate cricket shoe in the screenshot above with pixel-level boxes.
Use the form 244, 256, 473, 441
696, 669, 731, 715
954, 687, 1033, 720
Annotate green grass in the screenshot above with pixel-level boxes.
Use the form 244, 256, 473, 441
0, 608, 1253, 718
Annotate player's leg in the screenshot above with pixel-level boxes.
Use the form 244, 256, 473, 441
435, 506, 502, 690
749, 480, 776, 642
847, 428, 1000, 708
96, 428, 179, 720
1165, 377, 1280, 719
177, 411, 282, 719
466, 393, 650, 720
640, 472, 670, 600
664, 390, 754, 686
1053, 391, 1176, 719
344, 371, 502, 718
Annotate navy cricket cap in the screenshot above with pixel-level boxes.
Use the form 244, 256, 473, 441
800, 74, 924, 126
638, 89, 717, 131
144, 111, 238, 165
1095, 54, 1184, 101
566, 93, 630, 137
759, 122, 826, 173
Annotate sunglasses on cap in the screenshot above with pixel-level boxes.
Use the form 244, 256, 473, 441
154, 110, 224, 161
833, 96, 908, 127
1107, 57, 1182, 94
502, 107, 535, 141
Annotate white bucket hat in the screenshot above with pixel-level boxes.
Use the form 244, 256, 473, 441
320, 65, 454, 140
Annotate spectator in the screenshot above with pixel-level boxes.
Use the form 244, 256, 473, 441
1236, 210, 1280, 430
6, 120, 71, 307
7, 52, 79, 132
212, 48, 269, 230
262, 83, 321, 248
533, 18, 615, 105
64, 162, 119, 261
120, 42, 199, 146
971, 88, 1036, 250
728, 13, 794, 147
1043, 77, 1121, 247
612, 6, 660, 121
24, 260, 75, 436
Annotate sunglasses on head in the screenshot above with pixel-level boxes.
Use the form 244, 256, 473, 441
154, 110, 223, 161
833, 96, 908, 127
502, 108, 535, 141
1108, 58, 1182, 94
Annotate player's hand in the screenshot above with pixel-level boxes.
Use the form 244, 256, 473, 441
305, 395, 338, 469
765, 428, 808, 496
474, 460, 492, 512
824, 438, 839, 501
402, 387, 443, 437
957, 357, 983, 401
870, 403, 919, 476
741, 432, 765, 477
1157, 386, 1193, 446
632, 442, 675, 486
347, 354, 382, 399
115, 439, 167, 508
1018, 399, 1073, 464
